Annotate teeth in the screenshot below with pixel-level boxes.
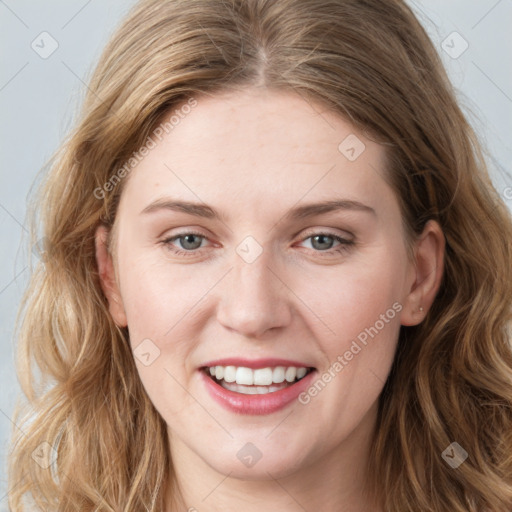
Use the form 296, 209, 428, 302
220, 381, 289, 394
223, 365, 236, 383
206, 365, 310, 386
285, 367, 297, 382
253, 368, 273, 386
236, 367, 253, 385
272, 366, 285, 383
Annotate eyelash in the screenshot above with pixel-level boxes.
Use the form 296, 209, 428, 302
161, 230, 354, 258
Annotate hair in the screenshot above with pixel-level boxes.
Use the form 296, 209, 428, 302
7, 0, 512, 510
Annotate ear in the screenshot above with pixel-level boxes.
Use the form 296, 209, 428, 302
400, 220, 445, 326
95, 224, 128, 327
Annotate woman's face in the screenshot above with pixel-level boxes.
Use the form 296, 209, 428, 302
96, 87, 442, 480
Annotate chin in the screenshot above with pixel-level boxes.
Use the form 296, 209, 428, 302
203, 445, 311, 480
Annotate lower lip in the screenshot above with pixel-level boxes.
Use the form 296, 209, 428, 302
200, 369, 317, 415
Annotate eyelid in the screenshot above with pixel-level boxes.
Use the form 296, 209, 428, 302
298, 227, 354, 242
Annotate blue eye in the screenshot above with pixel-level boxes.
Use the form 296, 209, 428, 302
162, 232, 207, 256
161, 231, 354, 257
299, 232, 354, 255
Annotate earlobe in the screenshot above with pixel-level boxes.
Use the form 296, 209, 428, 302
400, 220, 445, 326
95, 224, 128, 327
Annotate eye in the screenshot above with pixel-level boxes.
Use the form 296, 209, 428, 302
162, 231, 209, 257
298, 231, 354, 256
161, 230, 354, 258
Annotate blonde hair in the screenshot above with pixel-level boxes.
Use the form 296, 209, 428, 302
8, 0, 512, 510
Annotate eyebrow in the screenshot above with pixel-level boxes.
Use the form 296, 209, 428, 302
140, 198, 376, 221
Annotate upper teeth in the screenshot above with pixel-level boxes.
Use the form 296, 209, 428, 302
208, 365, 308, 386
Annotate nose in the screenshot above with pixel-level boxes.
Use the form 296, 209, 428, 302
216, 249, 292, 339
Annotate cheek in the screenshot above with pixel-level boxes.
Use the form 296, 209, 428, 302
119, 254, 199, 339
120, 259, 201, 418
301, 253, 406, 352
294, 264, 403, 439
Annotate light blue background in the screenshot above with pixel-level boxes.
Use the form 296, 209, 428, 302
1, 1, 511, 507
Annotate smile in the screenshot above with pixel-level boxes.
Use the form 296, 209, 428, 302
205, 365, 312, 394
199, 359, 317, 415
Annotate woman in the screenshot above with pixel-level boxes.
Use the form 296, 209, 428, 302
8, 0, 512, 510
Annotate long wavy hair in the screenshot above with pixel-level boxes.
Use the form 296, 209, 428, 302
8, 0, 512, 510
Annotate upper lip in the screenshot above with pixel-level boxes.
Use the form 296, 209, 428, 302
200, 358, 315, 369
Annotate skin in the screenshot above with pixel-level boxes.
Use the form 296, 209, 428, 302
95, 87, 445, 511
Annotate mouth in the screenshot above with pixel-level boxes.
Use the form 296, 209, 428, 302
202, 364, 316, 395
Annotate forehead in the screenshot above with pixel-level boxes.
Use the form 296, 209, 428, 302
118, 88, 392, 220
